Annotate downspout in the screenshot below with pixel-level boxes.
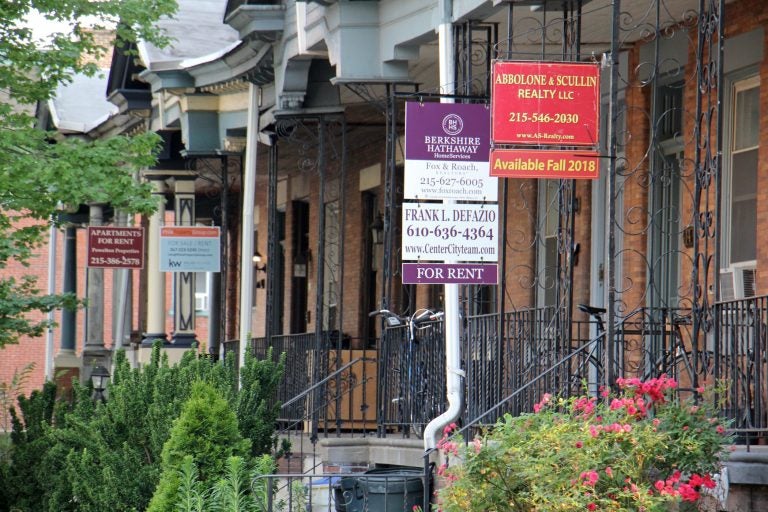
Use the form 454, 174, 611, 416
423, 0, 463, 451
238, 84, 261, 383
44, 219, 58, 381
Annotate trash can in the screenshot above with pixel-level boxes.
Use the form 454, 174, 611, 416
333, 468, 424, 512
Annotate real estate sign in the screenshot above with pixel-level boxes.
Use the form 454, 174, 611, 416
401, 203, 498, 263
87, 226, 144, 269
159, 226, 220, 272
404, 101, 496, 201
402, 263, 498, 285
490, 148, 601, 179
491, 60, 600, 147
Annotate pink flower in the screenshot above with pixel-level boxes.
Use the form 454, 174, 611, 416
605, 466, 613, 477
716, 425, 726, 434
575, 441, 583, 448
580, 470, 599, 487
678, 483, 700, 502
587, 503, 597, 511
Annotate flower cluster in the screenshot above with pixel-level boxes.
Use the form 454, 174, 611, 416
436, 377, 730, 512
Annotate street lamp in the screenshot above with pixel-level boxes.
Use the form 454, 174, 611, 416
90, 364, 110, 402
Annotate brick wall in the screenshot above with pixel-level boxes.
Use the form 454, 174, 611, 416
0, 206, 212, 403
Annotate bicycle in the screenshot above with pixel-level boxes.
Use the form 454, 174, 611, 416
578, 304, 713, 391
370, 307, 445, 438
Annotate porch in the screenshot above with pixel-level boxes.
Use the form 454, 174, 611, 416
223, 294, 768, 448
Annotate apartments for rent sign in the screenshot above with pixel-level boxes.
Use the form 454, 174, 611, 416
87, 227, 145, 269
490, 60, 601, 179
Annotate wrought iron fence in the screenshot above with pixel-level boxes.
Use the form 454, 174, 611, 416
225, 298, 767, 445
377, 319, 446, 437
464, 309, 599, 425
713, 296, 768, 441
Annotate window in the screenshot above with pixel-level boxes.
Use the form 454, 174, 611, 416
727, 76, 759, 265
538, 179, 561, 308
195, 272, 211, 314
721, 74, 759, 300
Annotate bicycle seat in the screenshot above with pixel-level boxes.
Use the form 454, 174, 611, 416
670, 312, 692, 325
578, 304, 606, 316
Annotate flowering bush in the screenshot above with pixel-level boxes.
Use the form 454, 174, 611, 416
436, 376, 730, 511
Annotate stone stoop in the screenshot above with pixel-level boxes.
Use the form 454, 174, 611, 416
319, 437, 431, 471
721, 446, 768, 512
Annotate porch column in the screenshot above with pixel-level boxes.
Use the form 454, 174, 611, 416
54, 223, 80, 392
171, 176, 197, 346
60, 224, 78, 353
142, 176, 168, 345
81, 203, 111, 382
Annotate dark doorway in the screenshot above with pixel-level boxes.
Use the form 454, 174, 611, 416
290, 200, 310, 333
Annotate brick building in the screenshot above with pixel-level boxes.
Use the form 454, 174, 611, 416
2, 0, 768, 507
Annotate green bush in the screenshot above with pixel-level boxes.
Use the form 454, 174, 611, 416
0, 342, 285, 511
437, 376, 730, 512
147, 381, 251, 511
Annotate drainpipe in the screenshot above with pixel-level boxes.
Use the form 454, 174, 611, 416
423, 0, 463, 452
238, 84, 260, 383
44, 219, 58, 381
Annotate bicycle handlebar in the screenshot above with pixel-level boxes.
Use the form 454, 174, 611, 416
368, 308, 444, 327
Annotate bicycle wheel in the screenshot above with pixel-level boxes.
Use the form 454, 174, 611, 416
409, 389, 441, 438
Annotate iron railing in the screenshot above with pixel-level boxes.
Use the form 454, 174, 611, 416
377, 319, 446, 437
224, 298, 768, 444
713, 296, 768, 442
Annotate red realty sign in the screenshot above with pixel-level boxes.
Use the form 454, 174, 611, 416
87, 227, 144, 269
491, 61, 600, 147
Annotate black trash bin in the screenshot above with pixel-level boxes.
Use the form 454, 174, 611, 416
333, 468, 424, 512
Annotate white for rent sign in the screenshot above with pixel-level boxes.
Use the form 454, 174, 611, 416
401, 203, 498, 263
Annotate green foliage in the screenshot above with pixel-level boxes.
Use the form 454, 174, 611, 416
0, 362, 35, 432
1, 381, 60, 512
0, 343, 285, 511
437, 377, 731, 512
147, 381, 250, 512
176, 456, 207, 512
175, 454, 279, 512
238, 347, 286, 457
0, 0, 177, 348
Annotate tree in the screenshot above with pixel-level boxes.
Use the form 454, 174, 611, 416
147, 381, 251, 512
0, 0, 177, 348
0, 344, 286, 511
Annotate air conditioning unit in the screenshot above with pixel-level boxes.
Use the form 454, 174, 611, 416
194, 292, 208, 312
719, 262, 757, 301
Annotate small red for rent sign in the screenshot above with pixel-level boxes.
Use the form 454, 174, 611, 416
87, 226, 145, 269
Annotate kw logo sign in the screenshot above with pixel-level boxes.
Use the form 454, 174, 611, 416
159, 226, 221, 273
